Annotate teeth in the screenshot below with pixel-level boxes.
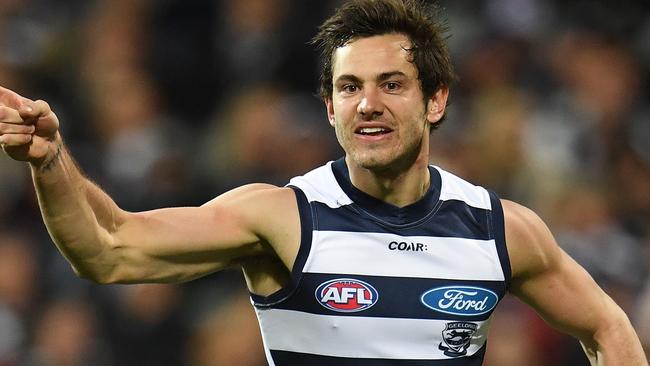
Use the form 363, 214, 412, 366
359, 127, 386, 134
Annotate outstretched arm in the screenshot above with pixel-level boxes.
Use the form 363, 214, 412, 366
0, 86, 296, 284
504, 199, 647, 366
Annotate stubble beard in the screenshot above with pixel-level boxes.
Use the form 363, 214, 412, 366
344, 132, 425, 176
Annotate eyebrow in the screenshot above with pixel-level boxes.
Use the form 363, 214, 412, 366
335, 71, 408, 85
377, 71, 407, 82
335, 74, 362, 85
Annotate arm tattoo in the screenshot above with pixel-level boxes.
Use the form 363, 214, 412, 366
39, 142, 64, 172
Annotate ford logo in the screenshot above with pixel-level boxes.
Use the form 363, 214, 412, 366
421, 286, 498, 316
315, 278, 378, 313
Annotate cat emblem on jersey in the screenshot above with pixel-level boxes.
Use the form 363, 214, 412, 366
439, 321, 477, 357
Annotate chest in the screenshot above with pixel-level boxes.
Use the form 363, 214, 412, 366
255, 228, 506, 362
290, 229, 506, 318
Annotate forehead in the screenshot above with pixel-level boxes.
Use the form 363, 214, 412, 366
332, 33, 416, 80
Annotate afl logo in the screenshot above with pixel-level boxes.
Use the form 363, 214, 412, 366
315, 278, 378, 312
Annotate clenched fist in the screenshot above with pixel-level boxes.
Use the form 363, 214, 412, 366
0, 86, 60, 166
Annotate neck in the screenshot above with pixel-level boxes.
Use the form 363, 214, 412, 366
345, 154, 431, 208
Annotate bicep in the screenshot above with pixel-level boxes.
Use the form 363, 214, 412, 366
108, 184, 282, 283
505, 200, 615, 341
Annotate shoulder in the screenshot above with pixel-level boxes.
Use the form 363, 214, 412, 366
433, 166, 493, 209
202, 183, 298, 226
203, 183, 302, 263
203, 183, 295, 204
501, 199, 563, 281
288, 161, 349, 208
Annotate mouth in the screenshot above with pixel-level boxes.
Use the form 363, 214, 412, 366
355, 126, 393, 136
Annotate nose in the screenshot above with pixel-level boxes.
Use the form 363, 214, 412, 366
357, 88, 384, 120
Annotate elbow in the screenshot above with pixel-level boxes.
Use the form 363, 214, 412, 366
593, 307, 634, 341
584, 308, 647, 365
586, 305, 640, 352
71, 264, 119, 284
76, 234, 136, 284
69, 251, 124, 284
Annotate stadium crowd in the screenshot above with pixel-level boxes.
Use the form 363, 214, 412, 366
0, 0, 648, 365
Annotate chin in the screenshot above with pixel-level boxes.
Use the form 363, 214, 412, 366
350, 145, 423, 173
350, 152, 394, 171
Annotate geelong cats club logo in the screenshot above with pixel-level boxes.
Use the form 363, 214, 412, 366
439, 322, 477, 357
315, 278, 378, 312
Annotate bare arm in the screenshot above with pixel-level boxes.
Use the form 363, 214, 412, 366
504, 199, 647, 366
0, 87, 295, 284
32, 143, 284, 283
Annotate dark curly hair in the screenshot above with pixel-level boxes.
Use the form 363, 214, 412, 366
311, 0, 456, 127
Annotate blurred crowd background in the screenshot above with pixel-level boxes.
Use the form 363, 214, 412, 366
0, 0, 648, 365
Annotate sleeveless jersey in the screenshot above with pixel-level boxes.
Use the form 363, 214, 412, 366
250, 158, 511, 366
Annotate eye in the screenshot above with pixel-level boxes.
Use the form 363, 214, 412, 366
384, 81, 401, 92
342, 84, 358, 93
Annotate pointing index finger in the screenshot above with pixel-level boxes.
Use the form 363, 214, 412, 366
0, 86, 32, 110
0, 106, 27, 124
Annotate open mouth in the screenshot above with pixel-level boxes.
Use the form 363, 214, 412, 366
355, 127, 393, 136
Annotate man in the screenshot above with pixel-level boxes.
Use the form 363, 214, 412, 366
0, 0, 646, 365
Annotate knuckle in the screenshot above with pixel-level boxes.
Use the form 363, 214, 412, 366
17, 134, 30, 144
36, 99, 50, 110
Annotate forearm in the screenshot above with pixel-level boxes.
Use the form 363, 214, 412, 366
505, 200, 648, 366
30, 135, 124, 281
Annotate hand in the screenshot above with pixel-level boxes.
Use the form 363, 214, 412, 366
0, 86, 60, 165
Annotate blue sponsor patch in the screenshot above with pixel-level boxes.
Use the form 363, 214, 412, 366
421, 286, 498, 316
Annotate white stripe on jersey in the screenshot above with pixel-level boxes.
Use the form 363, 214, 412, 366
251, 297, 278, 366
255, 308, 490, 359
304, 231, 505, 281
288, 162, 352, 208
435, 167, 492, 210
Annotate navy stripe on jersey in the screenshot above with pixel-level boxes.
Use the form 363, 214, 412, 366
487, 191, 511, 290
251, 186, 313, 306
312, 200, 491, 239
273, 273, 505, 321
270, 346, 486, 366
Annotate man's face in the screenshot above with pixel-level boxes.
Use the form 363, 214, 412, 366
325, 33, 447, 172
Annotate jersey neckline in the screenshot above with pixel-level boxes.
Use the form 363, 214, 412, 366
330, 158, 442, 226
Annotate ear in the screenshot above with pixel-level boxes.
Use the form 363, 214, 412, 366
425, 87, 449, 125
324, 97, 336, 127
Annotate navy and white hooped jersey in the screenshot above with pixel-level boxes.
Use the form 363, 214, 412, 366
250, 158, 511, 366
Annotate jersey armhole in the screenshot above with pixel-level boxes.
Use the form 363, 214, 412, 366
488, 190, 512, 291
251, 185, 313, 307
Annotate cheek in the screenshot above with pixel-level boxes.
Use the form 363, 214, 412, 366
401, 114, 429, 143
332, 119, 347, 143
335, 97, 358, 116
332, 106, 354, 132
